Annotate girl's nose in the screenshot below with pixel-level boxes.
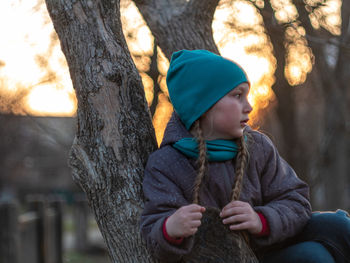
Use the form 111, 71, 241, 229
244, 100, 253, 113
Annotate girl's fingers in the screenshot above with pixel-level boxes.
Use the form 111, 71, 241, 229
183, 223, 201, 237
221, 212, 262, 234
220, 206, 248, 218
222, 214, 249, 225
189, 212, 203, 220
187, 204, 206, 213
189, 220, 201, 228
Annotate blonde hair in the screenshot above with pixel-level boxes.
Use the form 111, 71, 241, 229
191, 120, 250, 204
192, 120, 208, 204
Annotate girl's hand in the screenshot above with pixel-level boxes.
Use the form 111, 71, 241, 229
166, 204, 206, 238
220, 201, 262, 234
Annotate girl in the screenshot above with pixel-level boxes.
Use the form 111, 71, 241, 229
140, 50, 350, 262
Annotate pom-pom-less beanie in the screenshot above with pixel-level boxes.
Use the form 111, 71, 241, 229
166, 49, 249, 130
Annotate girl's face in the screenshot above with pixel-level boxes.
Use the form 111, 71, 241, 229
200, 82, 252, 140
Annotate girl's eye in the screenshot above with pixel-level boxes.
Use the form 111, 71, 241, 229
234, 94, 241, 99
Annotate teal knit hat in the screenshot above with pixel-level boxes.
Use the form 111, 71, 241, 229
166, 49, 249, 130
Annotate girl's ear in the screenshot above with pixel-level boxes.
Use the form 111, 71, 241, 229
189, 119, 199, 137
199, 111, 215, 140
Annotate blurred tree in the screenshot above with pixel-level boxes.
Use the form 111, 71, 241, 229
291, 0, 349, 211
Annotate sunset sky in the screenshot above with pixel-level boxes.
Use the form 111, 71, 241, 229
0, 0, 340, 142
0, 0, 75, 116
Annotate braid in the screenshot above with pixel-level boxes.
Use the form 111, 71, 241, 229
192, 120, 208, 205
231, 130, 250, 201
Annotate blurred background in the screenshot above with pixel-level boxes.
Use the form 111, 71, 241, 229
0, 0, 348, 262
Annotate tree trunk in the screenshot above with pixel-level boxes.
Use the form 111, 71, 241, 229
45, 0, 157, 261
133, 0, 220, 60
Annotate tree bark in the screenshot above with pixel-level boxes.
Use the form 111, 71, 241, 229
133, 0, 220, 60
45, 0, 157, 261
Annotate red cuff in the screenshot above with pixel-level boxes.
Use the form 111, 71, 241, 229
256, 212, 270, 237
162, 217, 184, 245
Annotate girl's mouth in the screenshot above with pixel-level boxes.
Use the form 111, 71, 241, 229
240, 119, 249, 127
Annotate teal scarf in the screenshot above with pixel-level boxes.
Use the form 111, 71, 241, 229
173, 138, 239, 161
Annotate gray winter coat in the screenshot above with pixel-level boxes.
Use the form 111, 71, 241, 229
140, 113, 311, 262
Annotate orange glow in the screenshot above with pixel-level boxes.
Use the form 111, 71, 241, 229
26, 85, 76, 116
213, 1, 276, 129
140, 73, 154, 107
152, 93, 173, 146
308, 0, 341, 35
0, 0, 76, 116
270, 0, 298, 23
230, 1, 261, 26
